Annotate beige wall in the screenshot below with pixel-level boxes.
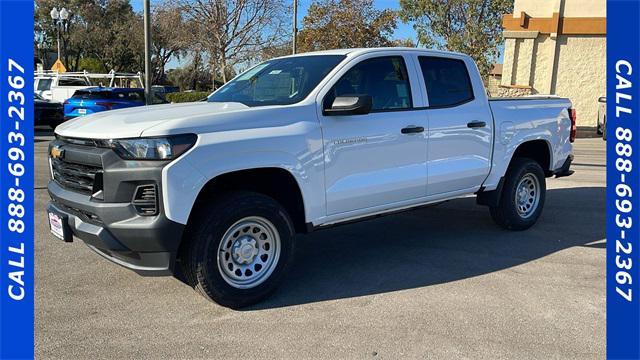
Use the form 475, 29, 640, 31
553, 35, 606, 127
513, 0, 605, 18
500, 0, 606, 127
487, 75, 502, 96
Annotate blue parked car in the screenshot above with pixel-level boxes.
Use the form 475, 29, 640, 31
63, 87, 166, 120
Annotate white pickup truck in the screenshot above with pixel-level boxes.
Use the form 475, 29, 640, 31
35, 73, 91, 102
47, 48, 575, 308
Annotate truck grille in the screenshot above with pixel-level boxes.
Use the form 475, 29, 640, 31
51, 157, 102, 195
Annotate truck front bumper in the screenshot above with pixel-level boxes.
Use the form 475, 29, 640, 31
46, 138, 185, 276
48, 182, 185, 275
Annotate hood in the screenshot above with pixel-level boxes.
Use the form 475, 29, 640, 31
55, 101, 249, 139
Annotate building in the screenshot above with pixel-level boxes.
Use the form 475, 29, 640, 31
486, 64, 503, 96
499, 0, 606, 129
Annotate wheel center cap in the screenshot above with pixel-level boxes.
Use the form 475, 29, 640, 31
518, 187, 528, 203
233, 237, 258, 264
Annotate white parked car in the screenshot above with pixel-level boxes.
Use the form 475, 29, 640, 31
47, 48, 575, 308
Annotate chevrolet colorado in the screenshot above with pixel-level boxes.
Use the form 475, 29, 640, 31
47, 48, 575, 308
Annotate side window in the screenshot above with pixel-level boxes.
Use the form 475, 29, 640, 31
58, 77, 88, 86
37, 78, 52, 91
327, 56, 412, 111
418, 57, 474, 107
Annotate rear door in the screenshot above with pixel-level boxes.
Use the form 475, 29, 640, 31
319, 54, 428, 215
417, 56, 493, 195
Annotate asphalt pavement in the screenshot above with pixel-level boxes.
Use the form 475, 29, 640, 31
34, 128, 606, 359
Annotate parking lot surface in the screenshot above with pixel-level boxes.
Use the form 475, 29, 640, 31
35, 129, 605, 359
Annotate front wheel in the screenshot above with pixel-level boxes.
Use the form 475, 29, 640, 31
181, 191, 295, 308
489, 158, 546, 230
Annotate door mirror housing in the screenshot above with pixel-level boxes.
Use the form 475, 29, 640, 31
323, 95, 372, 116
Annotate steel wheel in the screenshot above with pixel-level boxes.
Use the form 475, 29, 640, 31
514, 173, 540, 219
217, 216, 281, 289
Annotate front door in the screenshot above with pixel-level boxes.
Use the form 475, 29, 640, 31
320, 55, 428, 215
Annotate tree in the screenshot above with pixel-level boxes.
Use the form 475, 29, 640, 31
35, 0, 88, 71
151, 2, 190, 84
35, 0, 144, 73
297, 0, 398, 52
179, 0, 290, 83
399, 0, 512, 77
167, 65, 212, 92
260, 43, 293, 60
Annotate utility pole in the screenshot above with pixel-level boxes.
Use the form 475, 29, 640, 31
143, 0, 152, 105
292, 0, 297, 54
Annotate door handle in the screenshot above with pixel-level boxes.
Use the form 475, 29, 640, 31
467, 121, 486, 128
401, 125, 424, 134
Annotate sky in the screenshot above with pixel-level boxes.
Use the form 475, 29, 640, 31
131, 0, 416, 40
131, 0, 503, 69
131, 0, 417, 69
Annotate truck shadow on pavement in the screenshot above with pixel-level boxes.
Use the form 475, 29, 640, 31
248, 186, 605, 310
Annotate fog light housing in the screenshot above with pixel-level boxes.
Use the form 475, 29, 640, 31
132, 184, 157, 216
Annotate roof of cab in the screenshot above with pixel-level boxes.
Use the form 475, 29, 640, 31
276, 47, 467, 59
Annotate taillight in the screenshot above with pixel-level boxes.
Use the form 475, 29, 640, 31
96, 101, 115, 110
569, 108, 577, 143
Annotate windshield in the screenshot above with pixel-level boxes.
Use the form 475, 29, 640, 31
208, 55, 346, 107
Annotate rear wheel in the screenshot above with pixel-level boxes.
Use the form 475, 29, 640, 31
182, 191, 295, 308
489, 158, 546, 230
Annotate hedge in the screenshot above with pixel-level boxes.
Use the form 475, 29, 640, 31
166, 91, 210, 103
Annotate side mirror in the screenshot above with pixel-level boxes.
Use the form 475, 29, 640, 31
324, 95, 372, 116
598, 96, 606, 103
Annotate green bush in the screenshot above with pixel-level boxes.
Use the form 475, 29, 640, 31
166, 91, 210, 103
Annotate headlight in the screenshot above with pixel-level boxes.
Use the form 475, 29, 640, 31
99, 134, 197, 160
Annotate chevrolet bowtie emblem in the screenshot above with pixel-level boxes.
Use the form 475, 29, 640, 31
50, 146, 64, 159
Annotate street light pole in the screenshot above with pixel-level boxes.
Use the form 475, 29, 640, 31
143, 0, 152, 105
56, 25, 61, 60
292, 0, 297, 54
50, 7, 70, 62
50, 7, 61, 60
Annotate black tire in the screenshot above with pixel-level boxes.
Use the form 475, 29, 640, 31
181, 191, 295, 308
489, 158, 546, 230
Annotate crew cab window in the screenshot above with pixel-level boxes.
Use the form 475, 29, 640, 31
327, 56, 412, 111
419, 57, 474, 107
209, 55, 345, 107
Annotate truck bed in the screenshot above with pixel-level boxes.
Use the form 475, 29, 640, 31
489, 95, 568, 101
